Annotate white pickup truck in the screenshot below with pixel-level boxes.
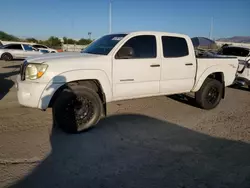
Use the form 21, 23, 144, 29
16, 31, 239, 133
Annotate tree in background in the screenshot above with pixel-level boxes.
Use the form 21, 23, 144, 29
77, 38, 92, 45
67, 38, 77, 44
63, 37, 68, 44
0, 31, 20, 41
62, 37, 78, 44
45, 36, 62, 48
26, 38, 38, 43
1, 31, 92, 49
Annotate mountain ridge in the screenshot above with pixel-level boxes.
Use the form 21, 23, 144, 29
217, 36, 250, 43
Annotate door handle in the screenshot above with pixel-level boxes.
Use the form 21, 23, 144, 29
120, 79, 134, 82
185, 63, 193, 66
150, 64, 160, 67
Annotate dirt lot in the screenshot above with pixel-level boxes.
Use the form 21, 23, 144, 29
0, 60, 250, 188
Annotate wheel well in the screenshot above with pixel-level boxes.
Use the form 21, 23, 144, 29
48, 79, 106, 108
207, 72, 225, 98
207, 72, 224, 83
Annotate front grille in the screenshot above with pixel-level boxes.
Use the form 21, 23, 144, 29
20, 61, 28, 81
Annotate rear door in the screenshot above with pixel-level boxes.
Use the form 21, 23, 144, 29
4, 44, 24, 58
112, 35, 161, 99
160, 36, 196, 94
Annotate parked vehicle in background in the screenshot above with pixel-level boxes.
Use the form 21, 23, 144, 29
39, 49, 50, 54
32, 44, 57, 53
218, 46, 250, 88
218, 46, 250, 61
235, 59, 250, 88
0, 43, 43, 61
17, 31, 239, 133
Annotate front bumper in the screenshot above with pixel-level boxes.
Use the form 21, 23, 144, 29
16, 75, 62, 109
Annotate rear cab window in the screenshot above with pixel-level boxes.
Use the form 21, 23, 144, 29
161, 36, 189, 58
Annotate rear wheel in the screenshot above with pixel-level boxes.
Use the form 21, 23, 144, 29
53, 86, 103, 133
1, 53, 13, 61
195, 78, 223, 109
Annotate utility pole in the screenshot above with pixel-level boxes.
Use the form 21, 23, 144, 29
209, 17, 214, 40
109, 0, 112, 34
88, 32, 92, 40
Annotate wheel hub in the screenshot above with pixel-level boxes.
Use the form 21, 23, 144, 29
206, 87, 219, 104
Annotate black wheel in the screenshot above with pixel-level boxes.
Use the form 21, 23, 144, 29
53, 86, 103, 133
195, 78, 223, 109
1, 53, 13, 61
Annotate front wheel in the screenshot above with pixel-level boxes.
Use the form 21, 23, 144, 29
53, 86, 103, 133
195, 78, 223, 110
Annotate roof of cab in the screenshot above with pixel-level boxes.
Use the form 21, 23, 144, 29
224, 45, 250, 50
111, 31, 189, 38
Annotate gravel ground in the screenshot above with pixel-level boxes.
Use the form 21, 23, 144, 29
0, 60, 250, 188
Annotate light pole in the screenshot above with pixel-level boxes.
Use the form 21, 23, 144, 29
109, 0, 112, 34
209, 17, 214, 40
88, 32, 92, 40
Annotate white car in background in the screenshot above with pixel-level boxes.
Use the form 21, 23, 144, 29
218, 46, 250, 88
32, 44, 57, 53
0, 43, 44, 61
219, 45, 250, 61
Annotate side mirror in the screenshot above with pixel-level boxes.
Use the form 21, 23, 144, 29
115, 47, 134, 59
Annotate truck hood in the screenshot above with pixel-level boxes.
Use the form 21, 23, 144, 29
26, 52, 102, 63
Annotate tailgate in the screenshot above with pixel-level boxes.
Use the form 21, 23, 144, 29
237, 60, 250, 74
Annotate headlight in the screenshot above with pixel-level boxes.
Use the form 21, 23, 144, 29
25, 63, 48, 80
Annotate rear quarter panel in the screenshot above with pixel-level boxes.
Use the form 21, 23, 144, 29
192, 58, 238, 92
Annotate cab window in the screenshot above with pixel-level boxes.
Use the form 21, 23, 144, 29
116, 35, 157, 59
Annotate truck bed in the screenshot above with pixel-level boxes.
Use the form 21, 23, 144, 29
196, 58, 239, 87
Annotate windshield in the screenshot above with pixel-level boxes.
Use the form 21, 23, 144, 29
222, 47, 250, 57
82, 34, 127, 55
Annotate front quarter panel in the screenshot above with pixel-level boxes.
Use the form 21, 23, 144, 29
38, 69, 112, 109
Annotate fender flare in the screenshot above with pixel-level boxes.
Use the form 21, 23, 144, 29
38, 69, 112, 109
192, 66, 224, 92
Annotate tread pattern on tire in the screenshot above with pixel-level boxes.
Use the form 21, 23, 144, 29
52, 85, 103, 133
195, 78, 223, 110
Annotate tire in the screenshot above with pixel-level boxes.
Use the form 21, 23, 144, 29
52, 86, 103, 133
1, 53, 13, 61
195, 78, 223, 110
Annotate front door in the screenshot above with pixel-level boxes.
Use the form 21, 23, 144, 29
112, 35, 161, 100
